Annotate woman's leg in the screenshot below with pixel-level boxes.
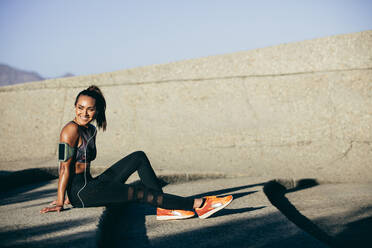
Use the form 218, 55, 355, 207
97, 151, 163, 192
73, 151, 193, 209
73, 177, 194, 210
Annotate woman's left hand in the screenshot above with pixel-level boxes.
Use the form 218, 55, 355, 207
40, 205, 63, 214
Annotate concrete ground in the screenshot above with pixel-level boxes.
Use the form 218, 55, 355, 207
1, 173, 371, 248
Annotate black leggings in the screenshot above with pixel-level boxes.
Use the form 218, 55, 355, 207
67, 151, 194, 210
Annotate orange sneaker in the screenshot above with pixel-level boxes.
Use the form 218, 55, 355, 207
156, 208, 195, 220
195, 195, 233, 219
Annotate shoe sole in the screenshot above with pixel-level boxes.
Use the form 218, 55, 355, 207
198, 196, 233, 219
156, 214, 195, 221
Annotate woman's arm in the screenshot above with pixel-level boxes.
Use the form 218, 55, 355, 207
40, 123, 79, 213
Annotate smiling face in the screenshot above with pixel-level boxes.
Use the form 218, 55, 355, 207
74, 95, 97, 126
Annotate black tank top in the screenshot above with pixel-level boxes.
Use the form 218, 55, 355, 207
71, 121, 97, 163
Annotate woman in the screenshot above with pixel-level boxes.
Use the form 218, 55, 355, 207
40, 85, 232, 220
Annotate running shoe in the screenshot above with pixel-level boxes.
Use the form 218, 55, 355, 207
195, 195, 233, 219
156, 208, 195, 220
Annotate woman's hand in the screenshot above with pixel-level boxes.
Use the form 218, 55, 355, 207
43, 197, 70, 213
50, 198, 71, 206
40, 205, 63, 214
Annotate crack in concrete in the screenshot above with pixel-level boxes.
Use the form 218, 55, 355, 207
211, 140, 313, 149
342, 141, 354, 158
1, 67, 371, 92
328, 140, 372, 165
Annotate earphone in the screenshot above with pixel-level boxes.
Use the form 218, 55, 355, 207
76, 126, 97, 208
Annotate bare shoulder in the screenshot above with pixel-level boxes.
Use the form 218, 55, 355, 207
60, 122, 80, 145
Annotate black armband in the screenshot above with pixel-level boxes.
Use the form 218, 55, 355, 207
58, 143, 76, 162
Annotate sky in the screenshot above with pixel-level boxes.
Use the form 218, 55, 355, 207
0, 0, 371, 78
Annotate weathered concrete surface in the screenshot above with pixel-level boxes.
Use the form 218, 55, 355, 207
1, 177, 371, 247
0, 31, 371, 182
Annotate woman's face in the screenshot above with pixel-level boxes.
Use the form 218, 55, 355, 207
75, 95, 96, 126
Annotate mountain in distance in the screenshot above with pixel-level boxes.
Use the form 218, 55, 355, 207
0, 63, 74, 87
60, 72, 75, 78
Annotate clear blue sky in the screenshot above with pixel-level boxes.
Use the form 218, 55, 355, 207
1, 0, 371, 78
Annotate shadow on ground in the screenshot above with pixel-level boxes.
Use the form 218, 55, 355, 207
0, 180, 54, 206
95, 182, 325, 248
0, 169, 56, 193
263, 179, 372, 248
0, 218, 97, 248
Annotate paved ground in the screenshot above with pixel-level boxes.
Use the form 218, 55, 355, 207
1, 174, 371, 248
284, 182, 372, 247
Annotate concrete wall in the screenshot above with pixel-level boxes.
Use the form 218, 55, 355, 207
1, 31, 371, 182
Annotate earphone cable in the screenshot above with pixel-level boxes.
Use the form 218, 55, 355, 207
77, 127, 97, 208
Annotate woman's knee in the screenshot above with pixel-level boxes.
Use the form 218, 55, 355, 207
131, 150, 147, 160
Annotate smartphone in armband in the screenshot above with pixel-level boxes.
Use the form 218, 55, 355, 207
58, 143, 76, 162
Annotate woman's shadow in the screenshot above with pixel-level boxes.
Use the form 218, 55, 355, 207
96, 181, 266, 248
